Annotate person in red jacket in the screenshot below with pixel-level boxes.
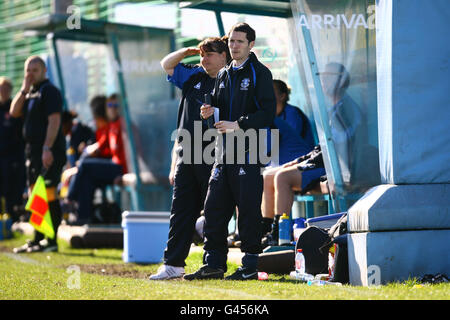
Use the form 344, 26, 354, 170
67, 94, 127, 225
105, 94, 128, 174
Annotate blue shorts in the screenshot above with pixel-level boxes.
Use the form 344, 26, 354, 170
297, 167, 326, 193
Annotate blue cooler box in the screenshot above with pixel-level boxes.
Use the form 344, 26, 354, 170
305, 212, 345, 229
122, 211, 170, 264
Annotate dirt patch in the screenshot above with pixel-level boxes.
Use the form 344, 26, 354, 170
73, 264, 150, 279
0, 245, 14, 253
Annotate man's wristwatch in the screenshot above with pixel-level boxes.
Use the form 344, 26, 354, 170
43, 146, 51, 152
21, 90, 28, 96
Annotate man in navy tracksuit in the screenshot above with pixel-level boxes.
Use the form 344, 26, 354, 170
184, 23, 276, 281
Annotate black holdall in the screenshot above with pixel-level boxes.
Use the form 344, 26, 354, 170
295, 226, 329, 275
320, 213, 349, 284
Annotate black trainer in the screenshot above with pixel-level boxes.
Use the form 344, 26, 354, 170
29, 239, 58, 253
225, 267, 258, 281
183, 265, 224, 281
261, 232, 278, 249
13, 240, 40, 254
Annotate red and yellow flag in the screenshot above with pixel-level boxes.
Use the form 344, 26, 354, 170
25, 175, 55, 239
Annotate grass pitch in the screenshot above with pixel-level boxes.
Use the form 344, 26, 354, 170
0, 233, 449, 300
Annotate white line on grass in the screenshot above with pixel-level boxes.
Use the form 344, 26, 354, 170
2, 252, 43, 265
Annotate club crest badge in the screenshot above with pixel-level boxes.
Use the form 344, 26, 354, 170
240, 78, 250, 90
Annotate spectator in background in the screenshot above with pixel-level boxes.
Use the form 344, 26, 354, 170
59, 96, 109, 199
66, 94, 127, 225
84, 95, 111, 160
0, 77, 26, 222
61, 109, 95, 168
260, 79, 315, 242
272, 79, 315, 151
260, 63, 372, 247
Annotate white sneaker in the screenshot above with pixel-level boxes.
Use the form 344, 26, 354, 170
149, 265, 185, 280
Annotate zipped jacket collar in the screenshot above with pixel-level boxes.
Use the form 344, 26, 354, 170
224, 52, 258, 73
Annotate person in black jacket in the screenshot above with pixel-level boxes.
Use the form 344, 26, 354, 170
61, 110, 95, 168
0, 77, 26, 222
149, 37, 231, 280
184, 23, 276, 281
11, 56, 66, 253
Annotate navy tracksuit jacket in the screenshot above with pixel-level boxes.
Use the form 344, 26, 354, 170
203, 52, 276, 270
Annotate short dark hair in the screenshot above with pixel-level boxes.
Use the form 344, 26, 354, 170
62, 110, 78, 125
273, 79, 291, 102
228, 22, 255, 43
108, 93, 119, 101
26, 55, 46, 69
90, 95, 107, 119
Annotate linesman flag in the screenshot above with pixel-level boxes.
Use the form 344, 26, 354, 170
25, 175, 55, 239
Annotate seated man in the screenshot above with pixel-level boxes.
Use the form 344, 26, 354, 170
66, 94, 128, 225
260, 79, 315, 239
60, 95, 110, 199
61, 110, 96, 168
262, 145, 326, 246
262, 62, 369, 245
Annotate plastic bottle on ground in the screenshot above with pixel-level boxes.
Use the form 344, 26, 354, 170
295, 249, 305, 274
290, 271, 314, 282
307, 279, 342, 286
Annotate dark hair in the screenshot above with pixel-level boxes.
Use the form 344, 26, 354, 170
108, 93, 119, 101
90, 95, 107, 119
273, 79, 291, 102
228, 22, 256, 43
62, 110, 78, 125
198, 36, 231, 63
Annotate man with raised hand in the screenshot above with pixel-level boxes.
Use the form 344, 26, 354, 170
149, 37, 231, 280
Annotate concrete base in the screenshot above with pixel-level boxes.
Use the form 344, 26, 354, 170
348, 229, 450, 286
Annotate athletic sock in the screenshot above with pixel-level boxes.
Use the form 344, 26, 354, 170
261, 218, 274, 234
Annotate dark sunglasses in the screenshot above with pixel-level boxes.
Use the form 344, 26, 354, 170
107, 102, 119, 108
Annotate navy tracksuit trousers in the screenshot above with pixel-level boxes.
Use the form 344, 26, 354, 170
164, 162, 212, 267
203, 162, 263, 271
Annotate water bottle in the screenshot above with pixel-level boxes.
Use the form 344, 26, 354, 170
66, 146, 76, 167
278, 213, 291, 245
292, 217, 306, 243
295, 249, 306, 274
290, 270, 314, 282
307, 279, 342, 286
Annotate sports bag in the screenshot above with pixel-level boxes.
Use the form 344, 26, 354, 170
295, 226, 329, 275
